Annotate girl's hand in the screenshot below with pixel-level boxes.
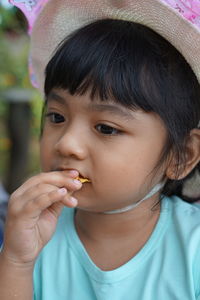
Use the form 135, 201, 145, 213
1, 171, 82, 267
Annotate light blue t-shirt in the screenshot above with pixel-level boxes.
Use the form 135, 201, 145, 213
33, 196, 200, 300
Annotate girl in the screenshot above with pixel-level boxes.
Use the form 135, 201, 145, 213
1, 1, 200, 299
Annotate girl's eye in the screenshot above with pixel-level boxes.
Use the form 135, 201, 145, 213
95, 124, 120, 135
46, 112, 65, 124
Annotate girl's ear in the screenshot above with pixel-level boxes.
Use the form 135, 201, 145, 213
166, 129, 200, 180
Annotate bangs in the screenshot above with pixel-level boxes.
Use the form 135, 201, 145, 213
44, 19, 165, 112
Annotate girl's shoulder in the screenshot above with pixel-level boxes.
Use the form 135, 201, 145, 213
164, 195, 200, 239
168, 195, 200, 216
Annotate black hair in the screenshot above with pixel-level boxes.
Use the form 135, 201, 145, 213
44, 19, 200, 202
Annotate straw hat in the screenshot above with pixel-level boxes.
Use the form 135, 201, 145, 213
10, 0, 200, 92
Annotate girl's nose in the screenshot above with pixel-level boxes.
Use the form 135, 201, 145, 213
54, 127, 88, 160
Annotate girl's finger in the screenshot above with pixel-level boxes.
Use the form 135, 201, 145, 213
45, 195, 78, 220
21, 188, 71, 217
13, 170, 80, 197
20, 183, 64, 207
23, 188, 76, 218
8, 184, 59, 217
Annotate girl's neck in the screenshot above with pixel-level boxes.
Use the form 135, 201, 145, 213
74, 195, 161, 270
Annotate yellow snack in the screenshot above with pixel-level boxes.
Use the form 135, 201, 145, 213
76, 176, 91, 183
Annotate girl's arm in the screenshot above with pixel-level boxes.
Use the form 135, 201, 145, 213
0, 171, 81, 299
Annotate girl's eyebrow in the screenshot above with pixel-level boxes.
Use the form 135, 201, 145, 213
87, 103, 134, 120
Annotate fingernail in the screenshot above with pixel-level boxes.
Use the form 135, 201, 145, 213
70, 197, 78, 206
58, 188, 67, 195
69, 170, 79, 176
73, 179, 82, 187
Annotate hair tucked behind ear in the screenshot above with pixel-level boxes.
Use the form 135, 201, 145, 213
44, 19, 200, 202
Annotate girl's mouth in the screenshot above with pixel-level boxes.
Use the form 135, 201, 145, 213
52, 167, 91, 183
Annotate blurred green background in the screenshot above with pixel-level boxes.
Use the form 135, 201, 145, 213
0, 2, 43, 193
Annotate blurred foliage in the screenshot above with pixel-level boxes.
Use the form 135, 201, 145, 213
0, 3, 43, 179
0, 3, 30, 91
0, 3, 27, 32
0, 35, 31, 90
0, 93, 43, 178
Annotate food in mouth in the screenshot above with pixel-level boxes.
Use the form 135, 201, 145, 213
76, 176, 91, 183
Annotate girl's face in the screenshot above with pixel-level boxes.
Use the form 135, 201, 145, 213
40, 88, 168, 213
